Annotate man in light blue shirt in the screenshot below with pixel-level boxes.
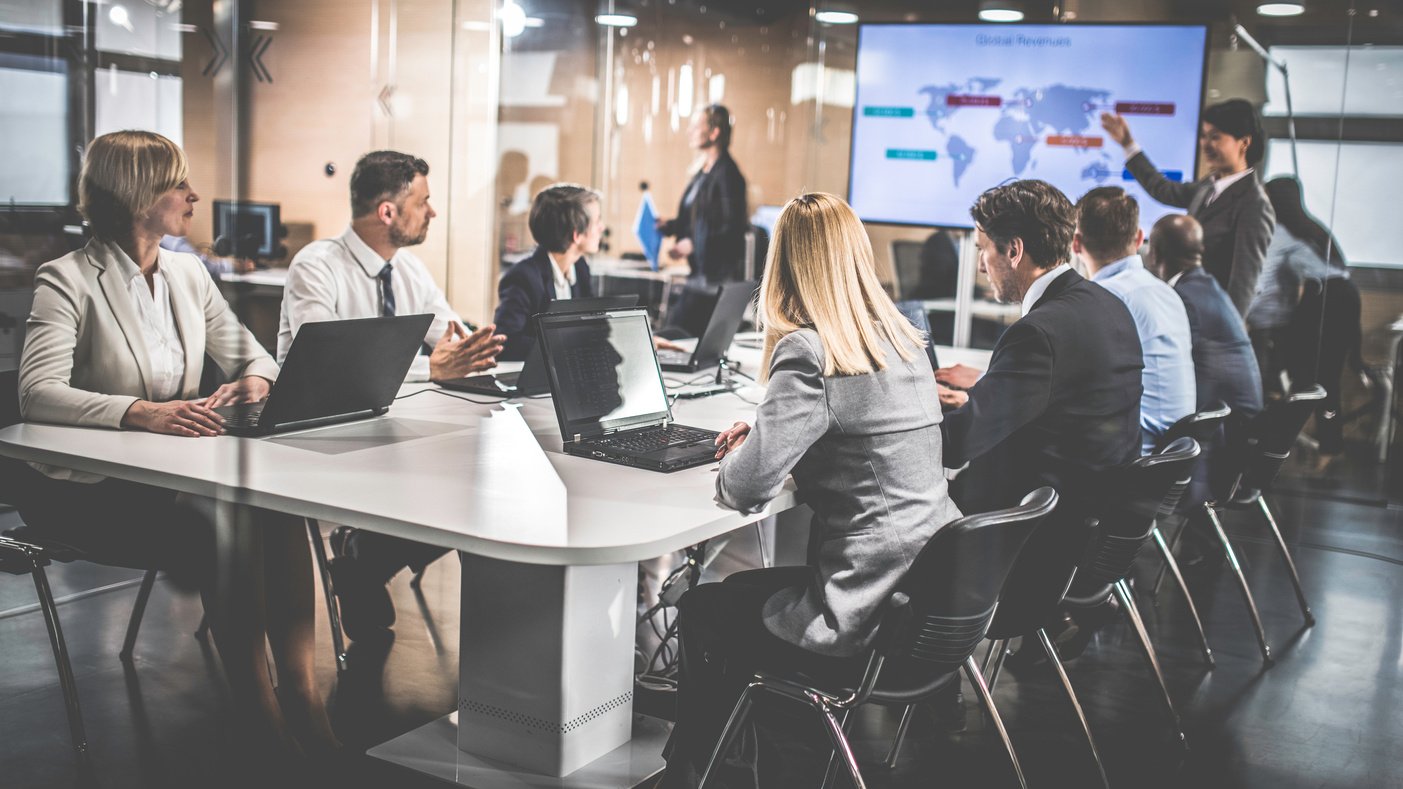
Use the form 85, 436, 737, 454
1075, 187, 1195, 454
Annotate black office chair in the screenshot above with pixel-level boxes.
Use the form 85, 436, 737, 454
1188, 385, 1326, 665
698, 487, 1059, 789
1060, 437, 1201, 745
1143, 405, 1234, 665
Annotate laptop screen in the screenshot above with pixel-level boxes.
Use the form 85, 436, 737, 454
893, 300, 939, 370
538, 309, 670, 436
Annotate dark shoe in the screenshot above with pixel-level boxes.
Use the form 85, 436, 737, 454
328, 526, 356, 560
329, 556, 394, 643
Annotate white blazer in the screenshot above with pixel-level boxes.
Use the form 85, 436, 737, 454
19, 239, 279, 480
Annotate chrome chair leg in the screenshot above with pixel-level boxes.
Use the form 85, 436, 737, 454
306, 519, 348, 672
32, 562, 89, 758
1258, 496, 1315, 626
964, 655, 1028, 789
985, 638, 1010, 692
1152, 515, 1190, 598
120, 569, 159, 662
698, 683, 758, 789
1114, 579, 1185, 747
815, 701, 866, 789
1204, 503, 1273, 664
981, 638, 1001, 674
881, 703, 916, 769
1152, 527, 1214, 666
1036, 628, 1109, 789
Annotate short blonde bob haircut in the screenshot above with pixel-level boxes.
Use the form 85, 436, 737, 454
758, 192, 925, 380
78, 130, 190, 242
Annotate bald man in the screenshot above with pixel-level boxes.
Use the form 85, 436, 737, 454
1148, 213, 1263, 428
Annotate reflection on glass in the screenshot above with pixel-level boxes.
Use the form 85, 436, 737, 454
95, 0, 183, 60
0, 61, 68, 205
95, 69, 184, 145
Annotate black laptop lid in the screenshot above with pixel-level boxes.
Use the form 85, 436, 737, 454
691, 281, 755, 365
537, 309, 670, 440
894, 300, 939, 370
513, 295, 640, 392
261, 314, 433, 426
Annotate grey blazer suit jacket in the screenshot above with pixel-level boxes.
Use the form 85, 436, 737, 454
1125, 151, 1275, 316
716, 329, 962, 657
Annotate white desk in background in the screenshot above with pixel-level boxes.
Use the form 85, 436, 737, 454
218, 267, 290, 289
0, 342, 988, 788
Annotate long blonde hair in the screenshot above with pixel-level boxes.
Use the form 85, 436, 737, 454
758, 193, 924, 380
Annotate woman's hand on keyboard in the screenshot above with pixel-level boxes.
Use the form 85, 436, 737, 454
714, 421, 751, 460
206, 375, 272, 408
122, 399, 225, 437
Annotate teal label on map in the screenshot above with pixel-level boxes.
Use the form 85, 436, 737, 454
864, 106, 915, 117
886, 149, 937, 161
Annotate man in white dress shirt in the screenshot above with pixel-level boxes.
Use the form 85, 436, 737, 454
278, 150, 505, 641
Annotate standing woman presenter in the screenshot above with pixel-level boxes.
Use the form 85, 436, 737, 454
1102, 99, 1275, 317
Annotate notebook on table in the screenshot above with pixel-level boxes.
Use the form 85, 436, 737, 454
216, 314, 433, 437
537, 308, 721, 473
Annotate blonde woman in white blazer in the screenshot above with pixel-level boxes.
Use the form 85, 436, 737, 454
14, 131, 338, 762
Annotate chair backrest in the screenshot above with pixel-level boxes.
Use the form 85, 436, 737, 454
890, 240, 927, 300
1156, 403, 1230, 452
875, 488, 1058, 685
1230, 385, 1326, 499
1073, 437, 1200, 592
1, 368, 19, 430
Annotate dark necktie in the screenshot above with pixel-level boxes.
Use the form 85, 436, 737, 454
378, 262, 395, 317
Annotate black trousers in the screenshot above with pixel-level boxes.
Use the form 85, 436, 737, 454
1287, 278, 1362, 455
659, 566, 867, 789
343, 529, 451, 585
4, 459, 296, 590
1250, 326, 1290, 399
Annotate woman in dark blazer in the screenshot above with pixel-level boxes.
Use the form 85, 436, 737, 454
493, 184, 599, 361
658, 104, 749, 285
658, 193, 962, 788
15, 131, 337, 760
1102, 99, 1275, 316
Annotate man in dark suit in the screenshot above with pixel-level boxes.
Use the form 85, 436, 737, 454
1147, 213, 1264, 421
936, 180, 1143, 660
493, 184, 600, 361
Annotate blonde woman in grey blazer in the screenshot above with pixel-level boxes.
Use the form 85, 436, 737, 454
660, 193, 961, 787
12, 131, 338, 760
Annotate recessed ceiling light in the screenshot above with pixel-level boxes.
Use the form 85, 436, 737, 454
1257, 3, 1306, 16
815, 10, 859, 24
978, 2, 1025, 23
595, 13, 637, 27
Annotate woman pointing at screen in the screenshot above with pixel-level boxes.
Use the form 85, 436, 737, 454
1102, 99, 1275, 317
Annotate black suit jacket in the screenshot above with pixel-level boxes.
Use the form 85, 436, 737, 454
1125, 151, 1275, 316
662, 152, 748, 284
492, 246, 594, 361
942, 269, 1143, 517
1173, 267, 1264, 419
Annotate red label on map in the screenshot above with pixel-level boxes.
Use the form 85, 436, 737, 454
1115, 102, 1175, 115
1047, 135, 1103, 148
946, 95, 1002, 107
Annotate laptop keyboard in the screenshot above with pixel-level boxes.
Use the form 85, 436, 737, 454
592, 425, 715, 453
216, 401, 265, 429
656, 349, 692, 365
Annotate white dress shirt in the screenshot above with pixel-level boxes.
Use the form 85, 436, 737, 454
278, 226, 465, 382
1020, 263, 1072, 317
125, 265, 185, 402
551, 253, 577, 301
1207, 168, 1253, 205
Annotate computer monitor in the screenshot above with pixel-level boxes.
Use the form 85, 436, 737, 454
213, 200, 282, 258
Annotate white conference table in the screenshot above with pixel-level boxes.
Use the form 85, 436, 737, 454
0, 340, 991, 788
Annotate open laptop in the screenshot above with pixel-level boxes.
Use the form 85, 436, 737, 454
435, 296, 638, 397
656, 281, 755, 372
537, 308, 721, 472
216, 314, 433, 437
894, 300, 941, 371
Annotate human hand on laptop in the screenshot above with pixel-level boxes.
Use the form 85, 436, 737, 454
429, 323, 506, 380
653, 336, 686, 352
935, 363, 982, 391
205, 375, 272, 408
714, 421, 751, 459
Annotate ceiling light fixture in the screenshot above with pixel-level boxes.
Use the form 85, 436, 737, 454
595, 12, 637, 27
978, 2, 1025, 22
1257, 2, 1306, 16
815, 10, 859, 24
